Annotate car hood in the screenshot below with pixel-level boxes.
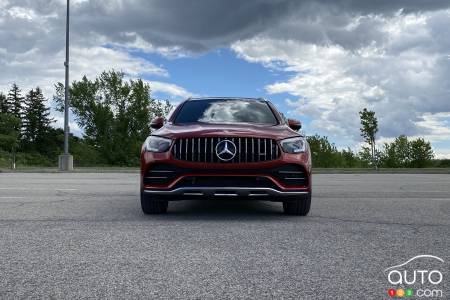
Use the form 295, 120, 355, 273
153, 123, 300, 140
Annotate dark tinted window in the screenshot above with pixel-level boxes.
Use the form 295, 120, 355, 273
174, 99, 278, 125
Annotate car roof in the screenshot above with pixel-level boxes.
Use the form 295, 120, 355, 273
186, 97, 267, 102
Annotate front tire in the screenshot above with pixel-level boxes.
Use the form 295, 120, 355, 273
283, 193, 311, 216
141, 191, 168, 214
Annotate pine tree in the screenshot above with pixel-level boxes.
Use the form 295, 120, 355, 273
0, 93, 8, 113
7, 83, 25, 120
23, 87, 53, 149
0, 113, 21, 169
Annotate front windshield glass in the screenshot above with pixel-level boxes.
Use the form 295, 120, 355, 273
174, 99, 278, 125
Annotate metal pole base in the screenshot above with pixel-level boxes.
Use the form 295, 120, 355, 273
58, 154, 74, 171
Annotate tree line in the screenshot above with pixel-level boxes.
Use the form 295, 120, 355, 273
0, 70, 447, 168
0, 71, 171, 168
307, 134, 440, 168
0, 84, 57, 168
308, 109, 440, 168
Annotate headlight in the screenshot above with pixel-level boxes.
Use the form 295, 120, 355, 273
280, 137, 307, 153
144, 136, 172, 152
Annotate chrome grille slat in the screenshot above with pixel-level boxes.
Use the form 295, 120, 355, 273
197, 138, 201, 161
204, 137, 207, 162
238, 138, 241, 163
174, 139, 177, 157
185, 138, 188, 160
172, 137, 280, 163
252, 138, 255, 162
210, 137, 213, 163
245, 138, 248, 163
191, 138, 194, 161
270, 139, 272, 159
264, 139, 267, 161
257, 138, 260, 162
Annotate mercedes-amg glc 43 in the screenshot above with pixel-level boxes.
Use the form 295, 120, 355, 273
140, 97, 311, 215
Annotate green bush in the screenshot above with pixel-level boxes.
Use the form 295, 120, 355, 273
432, 159, 450, 168
0, 150, 11, 168
0, 150, 56, 168
71, 141, 108, 167
16, 152, 55, 167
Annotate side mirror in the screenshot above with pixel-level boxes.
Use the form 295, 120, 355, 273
150, 117, 165, 129
288, 119, 301, 131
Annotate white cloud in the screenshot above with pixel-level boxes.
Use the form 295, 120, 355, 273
7, 6, 37, 20
415, 112, 450, 142
71, 46, 168, 78
434, 150, 450, 159
0, 0, 201, 144
1, 46, 169, 100
232, 10, 450, 157
0, 1, 190, 101
2, 0, 450, 157
109, 35, 189, 59
147, 81, 196, 99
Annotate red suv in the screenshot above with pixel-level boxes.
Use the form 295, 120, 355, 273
140, 97, 311, 215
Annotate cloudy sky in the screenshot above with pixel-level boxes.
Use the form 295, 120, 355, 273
1, 0, 450, 157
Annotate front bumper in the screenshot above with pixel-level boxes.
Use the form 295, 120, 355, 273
143, 186, 309, 198
141, 149, 311, 201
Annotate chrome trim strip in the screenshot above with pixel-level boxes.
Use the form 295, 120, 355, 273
144, 187, 309, 196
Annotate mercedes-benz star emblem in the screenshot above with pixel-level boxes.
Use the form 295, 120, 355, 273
215, 140, 237, 161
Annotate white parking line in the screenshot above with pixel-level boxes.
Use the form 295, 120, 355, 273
0, 196, 25, 199
0, 187, 43, 190
0, 187, 77, 191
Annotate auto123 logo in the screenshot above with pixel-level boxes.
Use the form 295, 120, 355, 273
384, 255, 445, 298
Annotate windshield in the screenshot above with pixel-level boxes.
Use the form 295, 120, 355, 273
174, 99, 278, 125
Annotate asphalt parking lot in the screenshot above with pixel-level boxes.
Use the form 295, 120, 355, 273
0, 173, 449, 299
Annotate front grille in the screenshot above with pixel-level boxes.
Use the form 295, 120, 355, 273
172, 137, 280, 163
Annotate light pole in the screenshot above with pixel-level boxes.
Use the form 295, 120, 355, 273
59, 0, 73, 171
